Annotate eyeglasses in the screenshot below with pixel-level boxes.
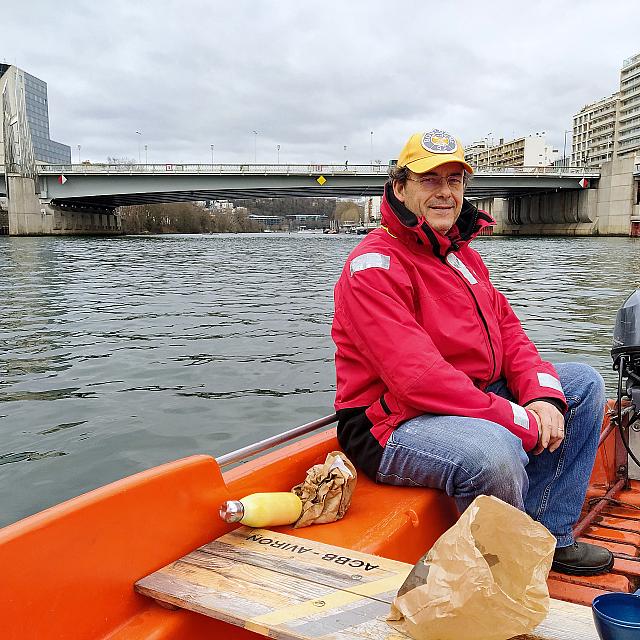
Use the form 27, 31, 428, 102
406, 174, 465, 190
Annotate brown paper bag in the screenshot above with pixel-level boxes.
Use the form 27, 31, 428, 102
387, 495, 556, 640
291, 451, 357, 528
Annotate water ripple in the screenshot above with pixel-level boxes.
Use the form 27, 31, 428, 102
0, 233, 638, 527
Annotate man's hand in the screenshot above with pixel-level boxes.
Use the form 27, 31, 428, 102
527, 400, 565, 455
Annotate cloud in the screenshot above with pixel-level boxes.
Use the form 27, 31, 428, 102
3, 0, 639, 164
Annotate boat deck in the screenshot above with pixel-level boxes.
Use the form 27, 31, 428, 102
545, 401, 640, 603
548, 480, 640, 603
135, 526, 600, 640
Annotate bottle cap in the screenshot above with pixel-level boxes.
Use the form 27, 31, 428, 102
219, 499, 244, 523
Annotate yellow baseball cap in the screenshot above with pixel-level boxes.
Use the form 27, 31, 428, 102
397, 129, 473, 175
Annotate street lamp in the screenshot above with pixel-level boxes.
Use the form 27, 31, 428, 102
563, 130, 571, 167
77, 144, 81, 164
210, 144, 214, 165
486, 132, 493, 168
370, 131, 374, 165
144, 144, 148, 165
252, 130, 259, 163
277, 144, 280, 164
136, 130, 142, 164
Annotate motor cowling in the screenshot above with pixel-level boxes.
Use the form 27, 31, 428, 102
612, 290, 640, 472
612, 290, 640, 370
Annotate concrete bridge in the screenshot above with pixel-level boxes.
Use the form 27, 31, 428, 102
35, 162, 600, 203
2, 62, 638, 237
1, 160, 638, 236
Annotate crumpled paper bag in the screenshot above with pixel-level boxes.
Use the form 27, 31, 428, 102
387, 494, 556, 640
291, 451, 357, 528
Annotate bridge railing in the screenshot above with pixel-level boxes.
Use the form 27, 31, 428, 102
30, 163, 601, 178
36, 163, 389, 175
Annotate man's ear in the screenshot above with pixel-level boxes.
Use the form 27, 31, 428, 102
392, 179, 406, 203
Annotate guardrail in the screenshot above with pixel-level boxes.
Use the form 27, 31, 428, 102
0, 163, 602, 178
216, 413, 338, 468
38, 163, 389, 175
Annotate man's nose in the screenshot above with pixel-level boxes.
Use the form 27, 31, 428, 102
434, 177, 454, 196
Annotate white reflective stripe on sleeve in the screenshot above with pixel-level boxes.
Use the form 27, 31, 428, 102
446, 253, 477, 284
509, 401, 531, 430
349, 252, 390, 276
537, 372, 564, 393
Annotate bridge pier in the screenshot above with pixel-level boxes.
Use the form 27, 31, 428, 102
6, 175, 123, 236
488, 189, 599, 236
483, 157, 639, 236
596, 156, 639, 235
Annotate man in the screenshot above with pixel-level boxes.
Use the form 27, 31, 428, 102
332, 129, 613, 576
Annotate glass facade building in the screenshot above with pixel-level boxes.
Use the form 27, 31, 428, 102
0, 63, 71, 165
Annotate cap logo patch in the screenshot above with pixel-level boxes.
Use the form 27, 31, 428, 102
421, 129, 458, 154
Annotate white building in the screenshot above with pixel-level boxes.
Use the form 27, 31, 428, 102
572, 94, 618, 167
616, 52, 640, 160
572, 51, 640, 167
464, 140, 490, 168
365, 195, 382, 221
210, 200, 234, 212
465, 134, 558, 168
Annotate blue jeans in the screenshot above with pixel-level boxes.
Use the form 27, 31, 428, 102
376, 363, 605, 547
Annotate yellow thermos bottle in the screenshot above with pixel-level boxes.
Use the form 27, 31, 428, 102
219, 492, 303, 528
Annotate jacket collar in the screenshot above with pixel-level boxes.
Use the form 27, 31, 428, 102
380, 181, 495, 260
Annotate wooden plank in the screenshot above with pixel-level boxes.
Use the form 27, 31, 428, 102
612, 555, 640, 578
578, 534, 638, 557
550, 567, 631, 593
582, 524, 640, 547
520, 599, 599, 640
194, 528, 411, 602
136, 527, 600, 640
548, 578, 611, 605
597, 514, 640, 533
602, 506, 640, 521
136, 528, 411, 640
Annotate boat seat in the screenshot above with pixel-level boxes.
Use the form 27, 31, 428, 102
277, 470, 459, 564
224, 427, 459, 565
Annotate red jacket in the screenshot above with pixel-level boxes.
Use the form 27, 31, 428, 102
332, 183, 567, 479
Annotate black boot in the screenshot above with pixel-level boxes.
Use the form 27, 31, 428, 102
551, 541, 614, 576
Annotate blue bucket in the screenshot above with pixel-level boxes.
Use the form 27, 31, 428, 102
592, 589, 640, 640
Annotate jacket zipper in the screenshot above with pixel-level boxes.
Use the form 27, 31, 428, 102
446, 257, 497, 381
416, 220, 497, 381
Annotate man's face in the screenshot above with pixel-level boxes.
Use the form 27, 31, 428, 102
393, 162, 465, 235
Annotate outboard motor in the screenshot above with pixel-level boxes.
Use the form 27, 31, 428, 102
611, 290, 640, 469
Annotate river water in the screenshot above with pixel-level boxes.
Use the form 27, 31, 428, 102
1, 233, 639, 527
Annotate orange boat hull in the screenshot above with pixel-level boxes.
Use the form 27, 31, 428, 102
0, 407, 638, 639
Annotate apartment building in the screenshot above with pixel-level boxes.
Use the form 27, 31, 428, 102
617, 52, 640, 159
572, 94, 618, 168
465, 134, 558, 168
572, 51, 640, 167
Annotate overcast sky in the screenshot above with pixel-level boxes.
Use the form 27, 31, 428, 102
3, 0, 639, 165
